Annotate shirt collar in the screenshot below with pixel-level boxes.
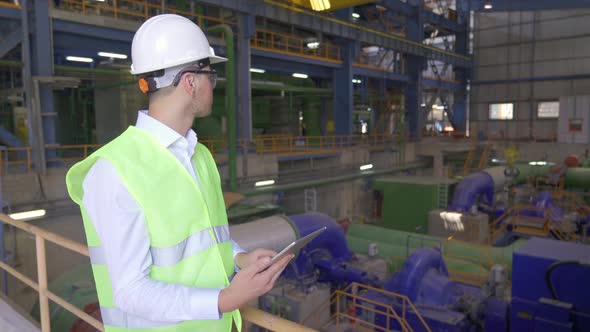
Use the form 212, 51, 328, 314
135, 111, 198, 152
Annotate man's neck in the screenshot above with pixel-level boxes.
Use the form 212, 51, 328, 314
148, 106, 194, 137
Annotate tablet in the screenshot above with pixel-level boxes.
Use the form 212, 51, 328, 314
270, 226, 327, 264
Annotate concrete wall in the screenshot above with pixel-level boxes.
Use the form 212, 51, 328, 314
471, 9, 590, 140
94, 80, 146, 144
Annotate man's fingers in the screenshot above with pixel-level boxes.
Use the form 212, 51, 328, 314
259, 255, 292, 279
246, 256, 272, 274
270, 264, 288, 285
256, 248, 277, 258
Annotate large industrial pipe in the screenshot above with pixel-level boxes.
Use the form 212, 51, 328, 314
564, 168, 590, 189
230, 215, 299, 253
448, 165, 554, 212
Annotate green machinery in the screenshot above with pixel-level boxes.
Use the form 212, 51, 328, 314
373, 176, 457, 234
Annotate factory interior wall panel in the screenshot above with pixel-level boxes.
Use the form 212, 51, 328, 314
403, 142, 416, 163
236, 154, 279, 179
491, 142, 590, 162
472, 9, 590, 140
120, 83, 147, 129
1, 168, 70, 207
94, 87, 122, 143
93, 81, 146, 144
280, 180, 372, 219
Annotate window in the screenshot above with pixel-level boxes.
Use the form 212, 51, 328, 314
538, 101, 559, 118
489, 103, 514, 120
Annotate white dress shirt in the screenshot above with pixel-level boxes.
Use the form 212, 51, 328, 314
82, 111, 245, 321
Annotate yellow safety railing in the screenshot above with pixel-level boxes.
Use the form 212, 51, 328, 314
451, 203, 583, 246
252, 30, 342, 63
242, 134, 397, 155
0, 213, 316, 332
58, 0, 230, 26
0, 1, 20, 9
0, 134, 399, 175
302, 282, 431, 332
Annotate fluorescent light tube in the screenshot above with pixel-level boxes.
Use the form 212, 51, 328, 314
98, 52, 128, 59
250, 68, 266, 73
9, 209, 46, 221
360, 164, 373, 171
255, 180, 275, 187
66, 56, 93, 63
292, 73, 309, 79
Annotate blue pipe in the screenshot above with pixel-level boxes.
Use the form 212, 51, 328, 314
286, 213, 354, 280
448, 171, 495, 212
289, 213, 353, 261
384, 248, 459, 305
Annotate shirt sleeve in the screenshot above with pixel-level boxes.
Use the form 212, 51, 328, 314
82, 158, 222, 321
231, 240, 247, 272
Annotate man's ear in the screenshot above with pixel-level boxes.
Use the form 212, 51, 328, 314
182, 73, 197, 95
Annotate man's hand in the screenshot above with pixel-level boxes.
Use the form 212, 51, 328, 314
218, 254, 293, 313
235, 248, 277, 270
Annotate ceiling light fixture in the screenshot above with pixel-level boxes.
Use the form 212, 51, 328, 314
306, 41, 320, 49
484, 0, 492, 9
66, 56, 93, 63
352, 12, 360, 19
250, 68, 266, 73
292, 73, 309, 79
360, 164, 373, 171
9, 209, 46, 221
310, 0, 331, 11
255, 180, 275, 187
98, 52, 128, 59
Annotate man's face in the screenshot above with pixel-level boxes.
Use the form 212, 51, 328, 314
190, 65, 214, 118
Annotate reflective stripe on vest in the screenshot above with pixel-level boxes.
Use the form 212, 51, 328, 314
88, 225, 231, 267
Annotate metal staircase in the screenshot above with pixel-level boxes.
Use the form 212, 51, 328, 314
463, 142, 491, 176
302, 282, 432, 332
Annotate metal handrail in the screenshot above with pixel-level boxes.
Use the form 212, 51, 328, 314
0, 213, 316, 332
302, 282, 431, 332
58, 0, 230, 25
0, 1, 20, 9
252, 29, 342, 62
0, 134, 398, 175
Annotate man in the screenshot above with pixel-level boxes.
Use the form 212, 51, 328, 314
66, 14, 292, 332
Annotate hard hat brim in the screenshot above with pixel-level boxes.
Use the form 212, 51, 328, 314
130, 55, 228, 75
209, 54, 227, 64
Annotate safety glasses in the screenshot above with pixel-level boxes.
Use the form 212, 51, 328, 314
172, 67, 218, 89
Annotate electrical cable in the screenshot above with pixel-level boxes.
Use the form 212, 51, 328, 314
545, 260, 582, 300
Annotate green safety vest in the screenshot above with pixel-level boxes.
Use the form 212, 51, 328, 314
66, 126, 241, 332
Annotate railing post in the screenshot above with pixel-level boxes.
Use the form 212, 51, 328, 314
336, 291, 340, 328
36, 236, 50, 332
82, 0, 85, 15
114, 0, 118, 18
144, 0, 148, 19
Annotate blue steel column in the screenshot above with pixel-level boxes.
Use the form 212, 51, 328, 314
406, 3, 424, 140
333, 41, 355, 135
31, 0, 55, 170
453, 0, 470, 134
238, 14, 255, 140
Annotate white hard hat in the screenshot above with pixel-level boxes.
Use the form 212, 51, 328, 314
130, 14, 227, 75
